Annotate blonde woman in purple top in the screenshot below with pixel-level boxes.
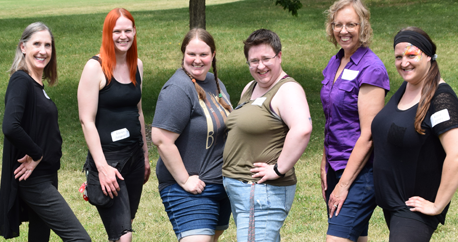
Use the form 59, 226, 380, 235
320, 0, 389, 241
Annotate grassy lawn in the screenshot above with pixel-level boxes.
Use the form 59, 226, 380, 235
1, 0, 458, 241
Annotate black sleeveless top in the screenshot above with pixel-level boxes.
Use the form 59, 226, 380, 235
92, 56, 142, 152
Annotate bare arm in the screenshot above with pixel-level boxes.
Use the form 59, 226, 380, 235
137, 59, 151, 184
151, 127, 205, 194
321, 147, 327, 202
77, 59, 123, 199
251, 82, 313, 183
328, 84, 385, 217
406, 128, 458, 215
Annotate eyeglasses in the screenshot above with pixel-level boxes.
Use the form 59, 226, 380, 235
246, 54, 278, 68
331, 22, 359, 32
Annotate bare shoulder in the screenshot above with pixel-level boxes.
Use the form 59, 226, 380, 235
80, 58, 105, 88
273, 81, 308, 110
241, 80, 255, 97
82, 58, 103, 74
280, 81, 303, 89
278, 81, 306, 97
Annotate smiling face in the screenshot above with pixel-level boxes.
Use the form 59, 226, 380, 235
333, 5, 361, 55
112, 16, 136, 54
183, 37, 215, 80
20, 30, 52, 78
394, 42, 431, 85
247, 44, 282, 88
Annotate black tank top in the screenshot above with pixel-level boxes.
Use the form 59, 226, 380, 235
92, 56, 142, 151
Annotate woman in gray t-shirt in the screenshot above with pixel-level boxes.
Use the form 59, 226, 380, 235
152, 28, 232, 242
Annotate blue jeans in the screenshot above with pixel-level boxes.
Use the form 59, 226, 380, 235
160, 183, 231, 241
223, 177, 296, 242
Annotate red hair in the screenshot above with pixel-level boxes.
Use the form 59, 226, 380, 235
100, 8, 138, 85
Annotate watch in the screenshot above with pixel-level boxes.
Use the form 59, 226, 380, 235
273, 163, 285, 177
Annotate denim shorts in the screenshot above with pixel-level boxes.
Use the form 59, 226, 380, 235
325, 165, 376, 241
160, 183, 231, 240
223, 177, 296, 242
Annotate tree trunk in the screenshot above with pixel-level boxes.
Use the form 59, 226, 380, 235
189, 0, 206, 29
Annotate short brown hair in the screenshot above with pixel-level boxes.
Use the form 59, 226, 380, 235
243, 29, 281, 60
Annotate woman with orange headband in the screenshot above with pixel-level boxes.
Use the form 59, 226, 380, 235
78, 8, 150, 241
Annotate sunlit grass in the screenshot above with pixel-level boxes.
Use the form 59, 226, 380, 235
0, 0, 243, 19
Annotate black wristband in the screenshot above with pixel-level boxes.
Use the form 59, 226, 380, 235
273, 163, 285, 177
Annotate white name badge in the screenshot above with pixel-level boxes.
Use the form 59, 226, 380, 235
111, 128, 130, 142
431, 109, 450, 127
252, 97, 266, 106
341, 69, 359, 81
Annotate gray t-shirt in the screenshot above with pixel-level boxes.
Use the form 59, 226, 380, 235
153, 68, 231, 191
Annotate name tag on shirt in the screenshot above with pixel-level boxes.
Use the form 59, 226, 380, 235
111, 128, 130, 142
431, 109, 450, 127
341, 69, 359, 81
252, 97, 266, 106
43, 90, 50, 99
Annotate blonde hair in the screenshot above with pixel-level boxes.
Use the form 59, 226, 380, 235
325, 0, 373, 48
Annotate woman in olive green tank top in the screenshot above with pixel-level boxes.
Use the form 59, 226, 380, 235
222, 29, 313, 242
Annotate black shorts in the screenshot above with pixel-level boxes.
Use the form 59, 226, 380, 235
383, 211, 436, 242
87, 144, 145, 241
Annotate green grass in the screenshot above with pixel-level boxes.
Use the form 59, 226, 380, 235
1, 0, 458, 241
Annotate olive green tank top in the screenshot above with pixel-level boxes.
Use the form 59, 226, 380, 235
222, 77, 297, 186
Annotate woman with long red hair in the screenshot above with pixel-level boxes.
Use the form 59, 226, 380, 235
78, 8, 150, 242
